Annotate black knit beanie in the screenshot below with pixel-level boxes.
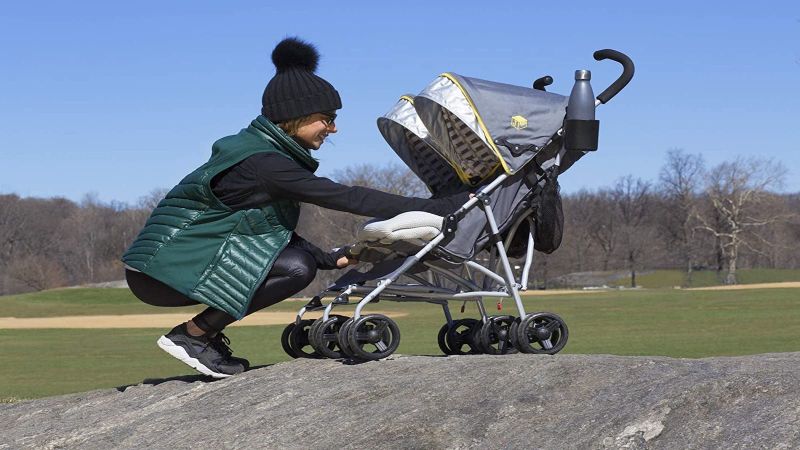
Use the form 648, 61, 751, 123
261, 37, 342, 123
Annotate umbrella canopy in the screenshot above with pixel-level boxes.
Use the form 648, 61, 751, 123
414, 73, 569, 186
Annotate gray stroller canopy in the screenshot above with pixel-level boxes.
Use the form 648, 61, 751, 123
377, 95, 465, 197
413, 73, 569, 186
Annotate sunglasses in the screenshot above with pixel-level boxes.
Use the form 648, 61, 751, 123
320, 112, 337, 127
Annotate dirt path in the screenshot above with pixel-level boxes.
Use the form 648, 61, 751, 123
0, 311, 406, 330
684, 281, 800, 291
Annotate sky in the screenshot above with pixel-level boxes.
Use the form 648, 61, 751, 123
1, 1, 798, 205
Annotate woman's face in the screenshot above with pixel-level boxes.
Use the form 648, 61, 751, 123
293, 112, 337, 150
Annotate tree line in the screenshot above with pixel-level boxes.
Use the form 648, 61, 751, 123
0, 150, 797, 296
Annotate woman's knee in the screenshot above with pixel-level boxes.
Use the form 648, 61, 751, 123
247, 249, 318, 313
270, 247, 318, 289
290, 259, 317, 286
285, 255, 317, 288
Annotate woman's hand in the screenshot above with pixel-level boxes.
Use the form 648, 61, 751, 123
336, 255, 359, 268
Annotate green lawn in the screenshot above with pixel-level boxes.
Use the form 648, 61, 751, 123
1, 286, 799, 400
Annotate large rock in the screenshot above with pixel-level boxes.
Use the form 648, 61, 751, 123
2, 353, 798, 449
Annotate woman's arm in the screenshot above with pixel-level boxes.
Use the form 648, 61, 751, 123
253, 153, 467, 218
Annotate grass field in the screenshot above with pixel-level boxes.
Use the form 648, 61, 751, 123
1, 284, 799, 400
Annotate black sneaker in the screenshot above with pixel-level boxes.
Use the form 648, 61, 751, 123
209, 332, 250, 370
157, 324, 246, 378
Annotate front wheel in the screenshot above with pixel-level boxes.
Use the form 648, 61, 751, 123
345, 314, 401, 361
280, 323, 298, 358
310, 315, 349, 359
288, 319, 323, 358
512, 312, 568, 354
445, 318, 482, 355
476, 315, 518, 355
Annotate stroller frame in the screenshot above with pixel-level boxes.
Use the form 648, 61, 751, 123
282, 50, 634, 361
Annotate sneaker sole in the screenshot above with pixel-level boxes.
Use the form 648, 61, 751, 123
157, 335, 232, 379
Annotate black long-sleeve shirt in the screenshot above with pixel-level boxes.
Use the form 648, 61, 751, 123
211, 152, 468, 268
212, 153, 467, 216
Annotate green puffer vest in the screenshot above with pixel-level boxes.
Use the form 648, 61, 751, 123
122, 116, 319, 319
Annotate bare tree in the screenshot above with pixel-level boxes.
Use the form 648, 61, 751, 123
0, 195, 26, 293
611, 175, 653, 288
695, 157, 788, 284
6, 254, 68, 291
137, 187, 170, 210
585, 189, 617, 271
332, 163, 429, 197
658, 149, 705, 286
561, 190, 595, 272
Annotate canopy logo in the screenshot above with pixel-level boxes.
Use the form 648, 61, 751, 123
511, 115, 528, 130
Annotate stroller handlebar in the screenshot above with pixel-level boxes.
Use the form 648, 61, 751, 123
592, 49, 634, 104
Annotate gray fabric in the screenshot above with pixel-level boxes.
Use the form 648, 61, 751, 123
414, 73, 569, 180
437, 169, 536, 261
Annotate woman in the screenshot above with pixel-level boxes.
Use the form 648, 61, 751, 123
122, 37, 467, 378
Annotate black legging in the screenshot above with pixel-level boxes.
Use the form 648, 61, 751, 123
126, 245, 317, 333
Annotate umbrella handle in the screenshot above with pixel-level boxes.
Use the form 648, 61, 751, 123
592, 49, 635, 104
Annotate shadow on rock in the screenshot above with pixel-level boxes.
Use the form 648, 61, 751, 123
116, 364, 277, 392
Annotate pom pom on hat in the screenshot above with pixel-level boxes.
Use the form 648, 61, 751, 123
271, 37, 320, 73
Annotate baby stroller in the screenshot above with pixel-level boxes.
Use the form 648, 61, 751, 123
281, 50, 634, 361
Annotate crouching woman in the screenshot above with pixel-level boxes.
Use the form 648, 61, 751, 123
121, 37, 466, 378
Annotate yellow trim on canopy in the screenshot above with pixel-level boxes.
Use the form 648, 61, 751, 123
439, 73, 510, 180
399, 95, 415, 103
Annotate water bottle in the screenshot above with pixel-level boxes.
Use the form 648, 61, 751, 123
567, 70, 595, 120
565, 69, 599, 150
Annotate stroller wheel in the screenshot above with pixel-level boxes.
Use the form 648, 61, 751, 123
288, 319, 323, 359
437, 323, 454, 355
477, 316, 519, 355
445, 318, 482, 355
512, 312, 569, 355
345, 314, 401, 361
337, 318, 356, 358
280, 323, 299, 359
307, 317, 325, 350
311, 315, 349, 359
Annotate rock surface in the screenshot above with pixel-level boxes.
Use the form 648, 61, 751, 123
2, 353, 799, 449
